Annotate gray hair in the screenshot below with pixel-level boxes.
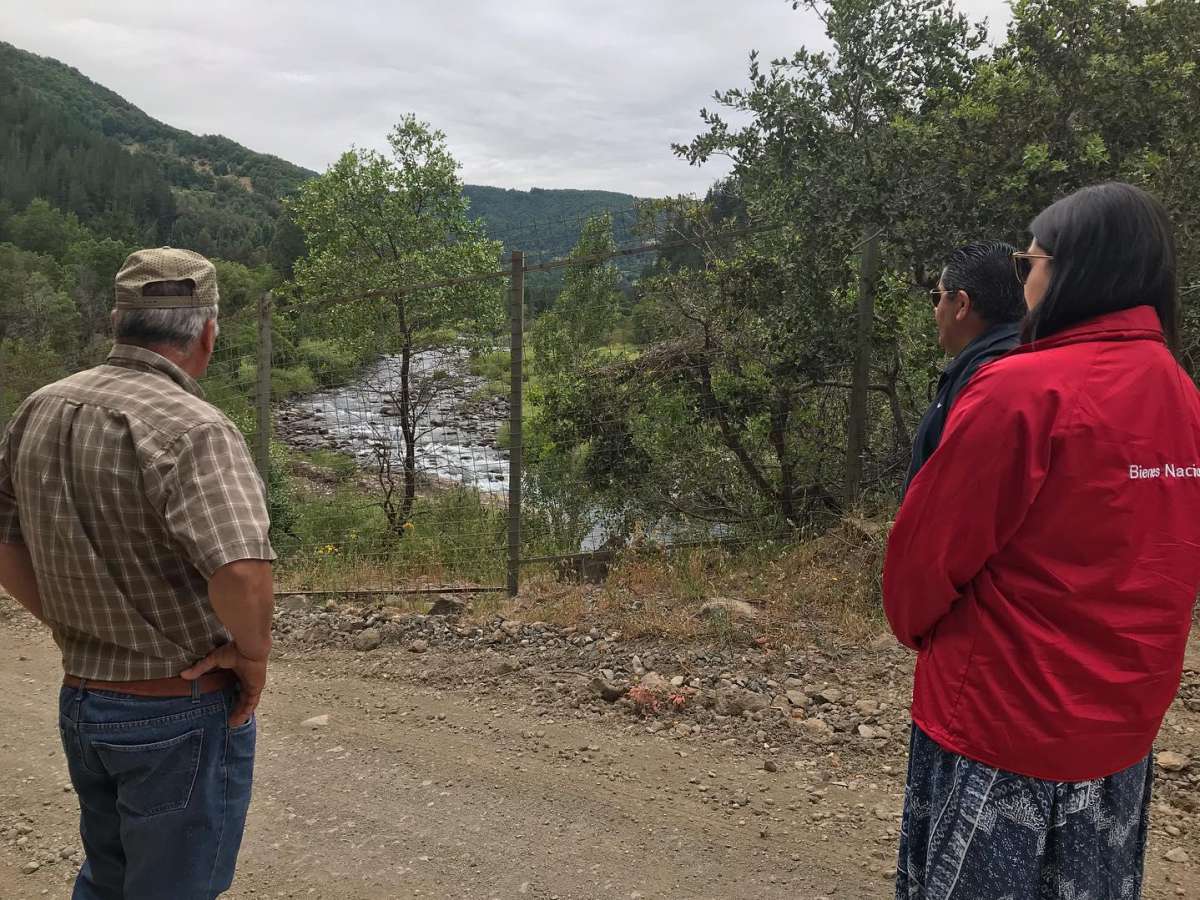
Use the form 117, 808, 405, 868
113, 305, 220, 351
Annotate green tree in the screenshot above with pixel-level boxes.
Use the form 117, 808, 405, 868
914, 0, 1200, 360
287, 116, 501, 528
675, 0, 982, 505
63, 234, 130, 351
8, 198, 86, 257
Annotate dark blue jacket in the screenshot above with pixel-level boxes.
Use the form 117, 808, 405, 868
902, 323, 1020, 496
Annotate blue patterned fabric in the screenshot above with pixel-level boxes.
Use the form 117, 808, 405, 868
897, 725, 1152, 900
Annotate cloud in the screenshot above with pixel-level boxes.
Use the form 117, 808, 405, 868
2, 0, 1013, 196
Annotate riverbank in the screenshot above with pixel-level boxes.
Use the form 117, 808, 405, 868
275, 348, 511, 495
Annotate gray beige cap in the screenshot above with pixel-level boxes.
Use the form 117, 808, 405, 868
114, 247, 220, 310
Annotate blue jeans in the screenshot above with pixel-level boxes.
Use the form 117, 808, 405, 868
58, 681, 256, 899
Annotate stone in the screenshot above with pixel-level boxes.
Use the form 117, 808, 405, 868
500, 619, 523, 637
670, 675, 686, 688
796, 717, 833, 737
814, 687, 844, 705
427, 597, 465, 618
302, 715, 330, 728
21, 861, 39, 875
870, 632, 895, 650
698, 597, 760, 623
408, 639, 429, 654
1156, 751, 1191, 773
873, 804, 896, 822
486, 657, 521, 676
639, 672, 671, 693
858, 724, 880, 739
302, 624, 333, 643
591, 677, 624, 703
786, 690, 810, 709
764, 759, 779, 773
854, 699, 880, 717
1165, 848, 1190, 864
352, 628, 382, 652
715, 687, 770, 717
277, 594, 310, 612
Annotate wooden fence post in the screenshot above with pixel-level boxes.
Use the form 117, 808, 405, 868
254, 291, 272, 480
506, 252, 525, 597
845, 228, 880, 504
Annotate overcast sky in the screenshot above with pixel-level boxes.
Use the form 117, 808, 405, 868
3, 1, 1013, 196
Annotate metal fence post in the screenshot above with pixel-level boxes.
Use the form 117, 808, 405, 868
254, 291, 273, 480
506, 251, 525, 597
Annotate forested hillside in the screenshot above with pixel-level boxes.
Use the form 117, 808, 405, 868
463, 185, 640, 260
0, 41, 642, 272
0, 41, 313, 266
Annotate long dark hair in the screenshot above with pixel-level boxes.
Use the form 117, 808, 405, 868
1022, 182, 1179, 352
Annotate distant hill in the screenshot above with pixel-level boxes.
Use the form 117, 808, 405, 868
0, 41, 645, 269
463, 185, 641, 263
0, 40, 314, 266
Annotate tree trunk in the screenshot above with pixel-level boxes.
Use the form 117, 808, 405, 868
399, 341, 417, 523
844, 226, 880, 505
767, 387, 798, 527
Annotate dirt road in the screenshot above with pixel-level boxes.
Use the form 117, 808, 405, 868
2, 612, 1198, 899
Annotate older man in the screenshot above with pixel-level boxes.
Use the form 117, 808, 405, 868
0, 248, 274, 898
903, 241, 1025, 496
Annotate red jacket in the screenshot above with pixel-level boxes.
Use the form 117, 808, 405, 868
884, 306, 1200, 781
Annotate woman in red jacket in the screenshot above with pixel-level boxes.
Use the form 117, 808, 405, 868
885, 182, 1200, 900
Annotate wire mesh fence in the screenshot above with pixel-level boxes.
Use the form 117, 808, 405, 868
251, 204, 920, 597
3, 200, 928, 600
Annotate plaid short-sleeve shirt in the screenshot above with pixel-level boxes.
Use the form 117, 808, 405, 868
0, 344, 275, 680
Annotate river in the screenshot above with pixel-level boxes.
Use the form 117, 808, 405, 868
275, 348, 511, 495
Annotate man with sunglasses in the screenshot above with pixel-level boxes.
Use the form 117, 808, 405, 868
903, 241, 1025, 496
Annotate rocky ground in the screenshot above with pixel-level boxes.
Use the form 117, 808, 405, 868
2, 595, 1199, 899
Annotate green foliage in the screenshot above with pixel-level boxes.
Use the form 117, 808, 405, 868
269, 365, 317, 398
289, 117, 502, 338
464, 185, 640, 263
0, 40, 314, 265
304, 448, 361, 479
296, 338, 359, 387
265, 441, 299, 555
530, 214, 628, 375
469, 348, 513, 396
288, 116, 504, 527
0, 338, 68, 423
7, 199, 87, 256
279, 484, 507, 588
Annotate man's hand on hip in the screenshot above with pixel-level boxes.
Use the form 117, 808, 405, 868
199, 558, 273, 725
181, 643, 267, 726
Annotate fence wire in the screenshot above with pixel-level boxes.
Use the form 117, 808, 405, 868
2, 207, 930, 600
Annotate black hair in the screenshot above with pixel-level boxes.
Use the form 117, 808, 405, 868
941, 241, 1024, 325
1022, 182, 1178, 352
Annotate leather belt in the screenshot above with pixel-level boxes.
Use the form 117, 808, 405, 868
63, 670, 237, 697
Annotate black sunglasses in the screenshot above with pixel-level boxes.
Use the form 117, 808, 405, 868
929, 287, 964, 307
1012, 251, 1053, 285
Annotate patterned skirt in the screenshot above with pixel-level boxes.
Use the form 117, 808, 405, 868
897, 725, 1152, 900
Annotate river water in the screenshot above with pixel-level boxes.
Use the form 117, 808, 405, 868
276, 349, 712, 554
276, 349, 511, 494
